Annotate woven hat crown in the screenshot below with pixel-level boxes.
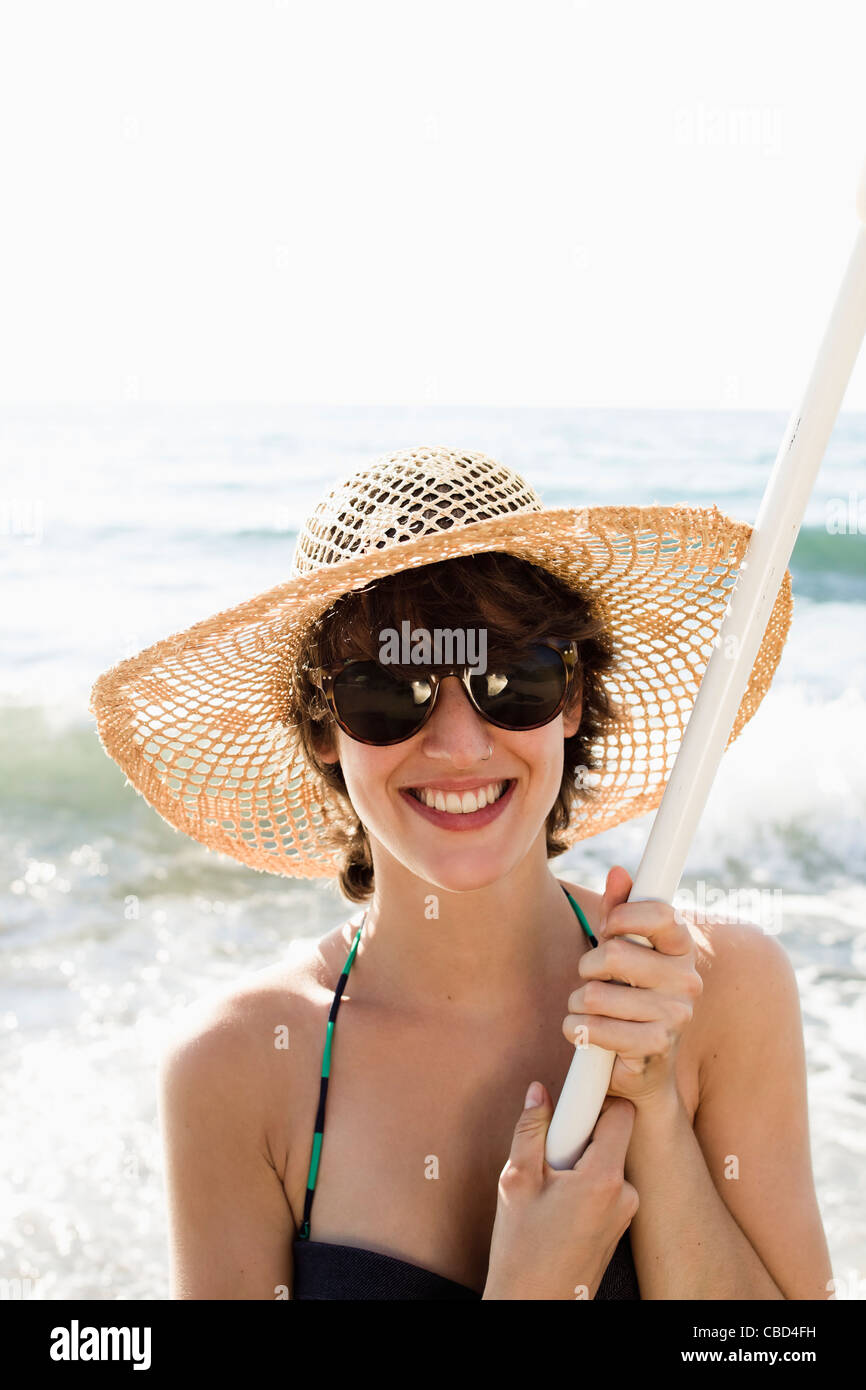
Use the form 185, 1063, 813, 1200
290, 447, 544, 578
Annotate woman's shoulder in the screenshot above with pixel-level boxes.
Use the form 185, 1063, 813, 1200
674, 911, 798, 1037
555, 872, 790, 981
157, 920, 356, 1113
555, 873, 795, 1086
555, 875, 603, 934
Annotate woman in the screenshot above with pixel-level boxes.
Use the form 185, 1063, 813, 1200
91, 445, 832, 1299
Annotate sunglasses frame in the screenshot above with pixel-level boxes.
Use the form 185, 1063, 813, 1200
307, 636, 579, 747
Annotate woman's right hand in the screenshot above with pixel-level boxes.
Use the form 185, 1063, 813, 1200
482, 1082, 639, 1300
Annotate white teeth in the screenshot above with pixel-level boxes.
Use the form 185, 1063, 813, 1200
411, 781, 507, 814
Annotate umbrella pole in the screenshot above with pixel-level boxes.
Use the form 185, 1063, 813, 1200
545, 159, 866, 1170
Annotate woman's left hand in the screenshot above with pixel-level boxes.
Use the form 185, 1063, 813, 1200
563, 865, 703, 1107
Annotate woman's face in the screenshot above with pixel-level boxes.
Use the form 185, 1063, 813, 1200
317, 672, 582, 894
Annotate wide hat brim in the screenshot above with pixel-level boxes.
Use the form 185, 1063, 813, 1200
89, 502, 792, 879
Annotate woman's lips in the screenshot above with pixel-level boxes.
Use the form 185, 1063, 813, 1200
399, 779, 516, 831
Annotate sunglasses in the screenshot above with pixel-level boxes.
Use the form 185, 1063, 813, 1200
308, 637, 579, 746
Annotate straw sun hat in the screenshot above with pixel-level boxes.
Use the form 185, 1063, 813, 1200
89, 445, 793, 879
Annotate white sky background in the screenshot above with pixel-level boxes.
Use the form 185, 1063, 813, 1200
2, 0, 866, 411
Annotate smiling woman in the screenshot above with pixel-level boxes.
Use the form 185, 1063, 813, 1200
291, 549, 621, 901
92, 445, 830, 1300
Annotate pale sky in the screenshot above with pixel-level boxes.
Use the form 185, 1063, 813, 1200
2, 0, 866, 410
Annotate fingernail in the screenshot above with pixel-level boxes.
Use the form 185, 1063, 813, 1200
524, 1081, 543, 1109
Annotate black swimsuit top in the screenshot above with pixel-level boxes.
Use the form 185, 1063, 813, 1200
291, 883, 640, 1300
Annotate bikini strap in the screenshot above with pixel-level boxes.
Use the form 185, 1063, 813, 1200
296, 912, 366, 1242
561, 882, 598, 947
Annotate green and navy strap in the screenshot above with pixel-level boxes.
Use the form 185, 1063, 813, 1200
561, 884, 599, 948
297, 914, 366, 1241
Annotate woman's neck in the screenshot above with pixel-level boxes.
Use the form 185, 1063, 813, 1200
345, 848, 587, 1025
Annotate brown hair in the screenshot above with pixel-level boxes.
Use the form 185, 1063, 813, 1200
290, 551, 622, 902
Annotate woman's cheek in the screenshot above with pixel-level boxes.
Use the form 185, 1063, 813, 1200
339, 744, 403, 833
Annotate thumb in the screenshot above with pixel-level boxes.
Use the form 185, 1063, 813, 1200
601, 864, 632, 934
508, 1080, 552, 1173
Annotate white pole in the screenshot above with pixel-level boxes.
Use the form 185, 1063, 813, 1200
545, 159, 866, 1171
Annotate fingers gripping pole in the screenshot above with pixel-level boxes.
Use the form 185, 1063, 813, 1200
545, 160, 866, 1172
544, 920, 654, 1172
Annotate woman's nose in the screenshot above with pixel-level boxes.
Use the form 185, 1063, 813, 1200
419, 675, 492, 763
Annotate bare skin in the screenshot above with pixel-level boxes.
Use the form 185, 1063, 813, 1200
159, 676, 832, 1299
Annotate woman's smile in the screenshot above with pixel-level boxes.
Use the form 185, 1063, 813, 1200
398, 776, 517, 831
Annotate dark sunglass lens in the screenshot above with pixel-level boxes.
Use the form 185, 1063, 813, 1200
332, 663, 433, 743
469, 645, 567, 729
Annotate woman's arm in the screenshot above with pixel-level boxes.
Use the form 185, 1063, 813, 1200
158, 998, 296, 1300
624, 921, 832, 1300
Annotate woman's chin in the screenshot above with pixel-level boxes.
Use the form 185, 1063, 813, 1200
407, 849, 522, 896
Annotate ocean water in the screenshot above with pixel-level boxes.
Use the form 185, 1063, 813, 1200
1, 403, 864, 1300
